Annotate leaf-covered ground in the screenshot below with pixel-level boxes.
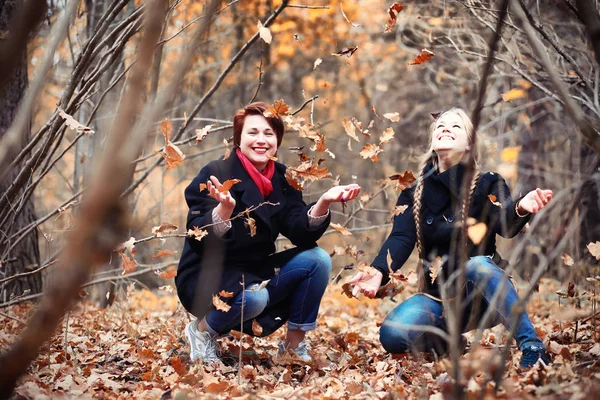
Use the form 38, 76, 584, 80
2, 279, 600, 399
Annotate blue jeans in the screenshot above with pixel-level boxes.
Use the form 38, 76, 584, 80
379, 256, 545, 354
205, 247, 332, 336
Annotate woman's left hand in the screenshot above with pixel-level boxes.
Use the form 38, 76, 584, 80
518, 188, 553, 214
320, 183, 361, 204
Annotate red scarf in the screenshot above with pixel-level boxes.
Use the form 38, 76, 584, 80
236, 149, 275, 198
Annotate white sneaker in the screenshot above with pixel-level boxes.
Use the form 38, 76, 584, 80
276, 338, 312, 364
184, 320, 219, 362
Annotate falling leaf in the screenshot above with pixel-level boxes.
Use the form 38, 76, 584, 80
330, 222, 352, 236
219, 290, 234, 298
384, 3, 404, 33
162, 142, 185, 170
223, 138, 231, 160
429, 256, 443, 284
341, 283, 355, 299
383, 112, 400, 122
285, 169, 304, 190
199, 183, 207, 191
340, 2, 360, 27
245, 216, 257, 237
252, 320, 263, 336
248, 279, 271, 291
379, 127, 395, 145
288, 160, 332, 183
313, 58, 322, 70
152, 222, 179, 236
119, 251, 138, 274
488, 194, 502, 208
152, 249, 177, 259
161, 119, 173, 142
587, 241, 600, 260
159, 285, 173, 293
187, 226, 208, 242
408, 48, 434, 65
219, 178, 242, 192
257, 20, 272, 44
268, 156, 278, 161
158, 269, 177, 279
389, 170, 416, 190
195, 124, 213, 142
392, 205, 408, 216
58, 107, 95, 134
562, 254, 574, 267
212, 295, 231, 312
342, 118, 360, 143
501, 88, 527, 102
359, 143, 383, 162
467, 222, 487, 245
331, 46, 358, 58
264, 99, 290, 118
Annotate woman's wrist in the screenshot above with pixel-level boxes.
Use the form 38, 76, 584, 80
515, 200, 530, 217
216, 203, 234, 220
310, 198, 331, 217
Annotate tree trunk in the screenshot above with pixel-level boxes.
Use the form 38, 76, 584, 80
0, 0, 42, 299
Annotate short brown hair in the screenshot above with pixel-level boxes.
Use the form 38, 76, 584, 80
232, 102, 285, 148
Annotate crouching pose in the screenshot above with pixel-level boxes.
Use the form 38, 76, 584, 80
348, 108, 552, 369
176, 102, 360, 363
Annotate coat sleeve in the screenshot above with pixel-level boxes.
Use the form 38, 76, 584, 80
483, 172, 530, 238
184, 162, 235, 252
276, 181, 331, 247
371, 189, 417, 283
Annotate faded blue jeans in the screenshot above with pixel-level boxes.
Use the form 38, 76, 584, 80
379, 256, 545, 354
204, 247, 332, 336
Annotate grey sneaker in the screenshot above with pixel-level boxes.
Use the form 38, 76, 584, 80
184, 320, 219, 362
276, 338, 312, 364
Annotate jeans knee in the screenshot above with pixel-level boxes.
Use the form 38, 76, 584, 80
243, 288, 269, 320
465, 256, 497, 280
305, 247, 332, 277
379, 323, 411, 353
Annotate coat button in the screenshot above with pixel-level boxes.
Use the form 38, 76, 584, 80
447, 215, 454, 223
426, 217, 433, 224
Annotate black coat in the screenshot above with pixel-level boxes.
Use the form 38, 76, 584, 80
371, 161, 530, 296
175, 150, 331, 317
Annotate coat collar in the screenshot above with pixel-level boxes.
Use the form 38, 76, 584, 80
227, 150, 285, 230
421, 161, 466, 214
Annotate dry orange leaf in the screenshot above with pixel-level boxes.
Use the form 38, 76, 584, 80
501, 88, 527, 102
205, 381, 230, 394
195, 124, 213, 143
342, 118, 360, 143
359, 143, 383, 162
409, 48, 434, 65
379, 127, 395, 145
152, 249, 177, 259
158, 269, 177, 279
587, 241, 600, 260
285, 169, 304, 191
330, 222, 352, 236
562, 254, 575, 267
429, 256, 443, 284
245, 216, 257, 237
331, 46, 358, 58
392, 205, 408, 216
263, 99, 290, 118
170, 356, 187, 376
468, 222, 488, 245
389, 170, 416, 190
219, 290, 234, 298
488, 194, 502, 208
162, 142, 185, 170
119, 251, 138, 275
383, 112, 400, 122
152, 222, 179, 235
212, 295, 231, 312
384, 3, 404, 33
219, 178, 242, 192
252, 320, 263, 336
199, 183, 207, 191
187, 226, 208, 242
341, 282, 355, 299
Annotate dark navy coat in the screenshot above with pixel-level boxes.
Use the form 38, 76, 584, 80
175, 150, 330, 319
371, 161, 530, 296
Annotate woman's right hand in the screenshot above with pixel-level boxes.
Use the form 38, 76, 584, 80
207, 175, 236, 219
346, 269, 383, 298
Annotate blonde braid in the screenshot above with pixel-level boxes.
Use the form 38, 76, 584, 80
413, 161, 429, 292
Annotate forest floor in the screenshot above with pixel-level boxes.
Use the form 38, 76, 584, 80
2, 278, 600, 399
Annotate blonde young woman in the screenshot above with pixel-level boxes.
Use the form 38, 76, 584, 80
348, 108, 553, 369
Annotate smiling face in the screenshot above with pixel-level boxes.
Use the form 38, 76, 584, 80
431, 110, 470, 155
239, 114, 278, 171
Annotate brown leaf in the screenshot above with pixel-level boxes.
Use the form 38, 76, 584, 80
158, 269, 177, 279
587, 241, 600, 260
330, 222, 352, 236
205, 381, 230, 394
160, 118, 173, 142
331, 46, 358, 58
379, 127, 395, 145
152, 222, 179, 235
488, 194, 502, 208
195, 124, 213, 143
252, 320, 263, 336
219, 290, 234, 298
430, 256, 443, 284
257, 20, 272, 44
152, 249, 177, 259
219, 178, 242, 192
289, 161, 332, 182
285, 169, 304, 190
245, 216, 257, 237
187, 226, 208, 242
408, 48, 434, 65
341, 283, 356, 299
119, 251, 138, 275
263, 99, 289, 119
212, 295, 231, 312
199, 183, 207, 191
223, 138, 231, 160
359, 143, 383, 162
58, 107, 95, 134
562, 254, 574, 267
170, 356, 187, 376
392, 205, 408, 216
384, 3, 404, 33
342, 118, 360, 144
389, 170, 416, 190
383, 112, 400, 122
467, 222, 488, 245
162, 142, 185, 170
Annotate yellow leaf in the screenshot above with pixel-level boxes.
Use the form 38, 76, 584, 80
468, 222, 488, 245
212, 295, 231, 312
330, 222, 352, 236
500, 146, 520, 163
501, 88, 527, 102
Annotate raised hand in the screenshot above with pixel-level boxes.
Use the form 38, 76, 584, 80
207, 175, 236, 220
346, 269, 383, 298
310, 183, 361, 217
517, 188, 552, 214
